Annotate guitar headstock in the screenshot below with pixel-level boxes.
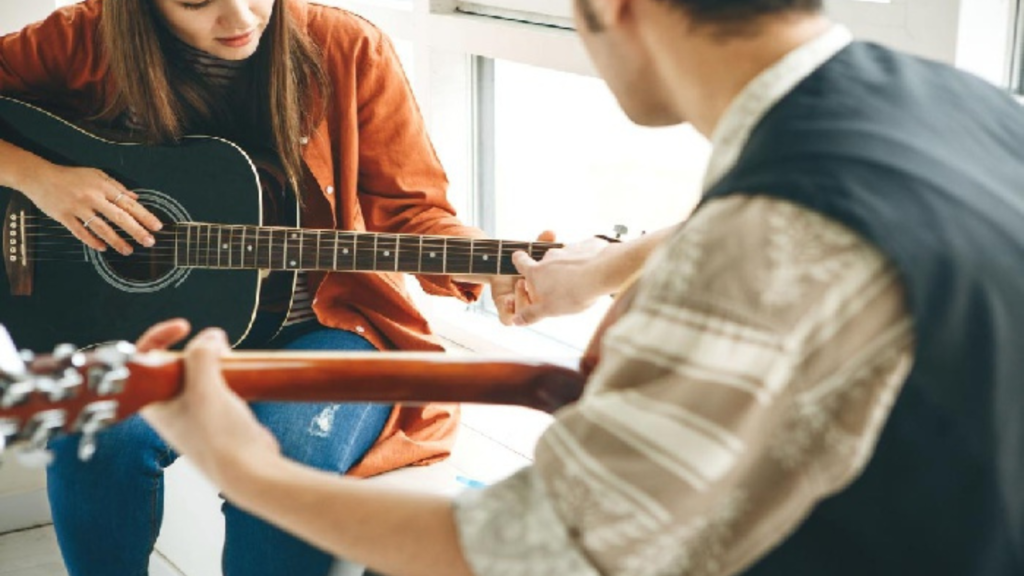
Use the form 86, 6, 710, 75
0, 326, 137, 467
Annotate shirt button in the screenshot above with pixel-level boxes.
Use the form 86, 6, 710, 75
300, 136, 309, 145
355, 326, 365, 334
325, 186, 334, 195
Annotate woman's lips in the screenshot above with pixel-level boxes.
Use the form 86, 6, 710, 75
217, 30, 255, 48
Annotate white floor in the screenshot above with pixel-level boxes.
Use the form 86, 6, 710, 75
0, 525, 184, 576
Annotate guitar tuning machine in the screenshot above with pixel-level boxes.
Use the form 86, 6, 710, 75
34, 343, 86, 403
15, 409, 66, 468
89, 342, 135, 396
73, 401, 119, 462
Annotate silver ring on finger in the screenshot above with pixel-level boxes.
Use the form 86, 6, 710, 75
112, 191, 126, 206
81, 215, 98, 229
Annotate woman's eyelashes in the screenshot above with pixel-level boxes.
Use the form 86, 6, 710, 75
180, 0, 213, 11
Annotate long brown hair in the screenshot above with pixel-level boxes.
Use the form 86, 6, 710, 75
100, 0, 329, 195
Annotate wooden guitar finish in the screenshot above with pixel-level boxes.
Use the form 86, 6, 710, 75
0, 336, 585, 463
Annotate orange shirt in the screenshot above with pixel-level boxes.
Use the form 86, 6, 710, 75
0, 0, 482, 476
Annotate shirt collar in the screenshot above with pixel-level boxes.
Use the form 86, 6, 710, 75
702, 25, 853, 191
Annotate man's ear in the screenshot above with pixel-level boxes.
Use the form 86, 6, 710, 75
578, 0, 631, 31
604, 0, 632, 27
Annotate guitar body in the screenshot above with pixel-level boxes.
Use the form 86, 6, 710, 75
0, 97, 298, 351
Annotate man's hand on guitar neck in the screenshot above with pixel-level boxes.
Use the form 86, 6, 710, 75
139, 321, 283, 490
510, 226, 677, 326
452, 230, 559, 326
0, 139, 163, 256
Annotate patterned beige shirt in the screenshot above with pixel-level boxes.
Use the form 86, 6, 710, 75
454, 26, 915, 576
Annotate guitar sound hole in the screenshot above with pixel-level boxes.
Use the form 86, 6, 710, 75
102, 205, 176, 283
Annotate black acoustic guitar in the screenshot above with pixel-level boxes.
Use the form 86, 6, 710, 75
0, 97, 558, 351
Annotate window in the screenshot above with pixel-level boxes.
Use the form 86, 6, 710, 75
456, 0, 573, 28
1012, 1, 1024, 94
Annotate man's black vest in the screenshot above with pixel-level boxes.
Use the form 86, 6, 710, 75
705, 42, 1024, 575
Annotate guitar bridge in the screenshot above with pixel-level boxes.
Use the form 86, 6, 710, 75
3, 193, 33, 296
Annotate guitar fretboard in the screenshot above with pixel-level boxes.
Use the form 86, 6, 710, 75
173, 224, 558, 275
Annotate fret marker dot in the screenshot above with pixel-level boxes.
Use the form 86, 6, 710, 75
289, 260, 297, 267
384, 251, 390, 257
291, 233, 298, 240
482, 255, 489, 261
343, 249, 350, 255
247, 245, 253, 252
430, 252, 436, 258
222, 244, 229, 250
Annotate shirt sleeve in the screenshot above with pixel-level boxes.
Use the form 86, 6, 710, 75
351, 29, 482, 301
454, 195, 915, 576
0, 3, 103, 110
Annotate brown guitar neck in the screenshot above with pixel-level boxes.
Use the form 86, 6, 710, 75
119, 351, 585, 419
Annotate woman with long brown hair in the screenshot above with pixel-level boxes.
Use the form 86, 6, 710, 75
0, 1, 511, 574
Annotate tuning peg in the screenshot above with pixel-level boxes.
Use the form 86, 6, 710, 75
74, 401, 118, 462
15, 409, 66, 468
89, 342, 135, 396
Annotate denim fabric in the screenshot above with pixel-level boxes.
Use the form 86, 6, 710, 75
47, 327, 391, 576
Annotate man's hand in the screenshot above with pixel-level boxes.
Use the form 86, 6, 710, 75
481, 230, 558, 326
510, 236, 615, 326
140, 325, 280, 489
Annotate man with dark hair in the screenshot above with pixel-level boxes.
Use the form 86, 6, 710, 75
140, 0, 1024, 575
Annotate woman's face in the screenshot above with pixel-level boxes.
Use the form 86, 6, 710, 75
153, 0, 275, 60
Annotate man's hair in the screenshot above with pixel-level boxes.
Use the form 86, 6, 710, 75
660, 0, 823, 23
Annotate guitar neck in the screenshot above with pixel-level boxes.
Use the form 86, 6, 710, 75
113, 352, 585, 417
172, 224, 560, 275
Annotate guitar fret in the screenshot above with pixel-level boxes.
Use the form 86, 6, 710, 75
226, 227, 233, 269
393, 235, 400, 271
499, 241, 531, 275
373, 234, 399, 273
315, 230, 322, 270
185, 225, 193, 267
332, 232, 339, 271
239, 227, 247, 269
217, 227, 223, 269
351, 234, 358, 271
468, 238, 474, 275
419, 236, 445, 274
473, 240, 500, 275
372, 234, 378, 271
281, 229, 288, 269
256, 227, 267, 269
205, 224, 214, 268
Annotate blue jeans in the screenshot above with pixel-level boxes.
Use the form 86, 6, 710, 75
47, 327, 392, 576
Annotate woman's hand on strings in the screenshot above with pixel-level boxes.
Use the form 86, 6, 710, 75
24, 163, 163, 255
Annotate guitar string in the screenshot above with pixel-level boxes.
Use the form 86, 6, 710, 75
17, 220, 560, 250
16, 227, 560, 253
11, 228, 556, 269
